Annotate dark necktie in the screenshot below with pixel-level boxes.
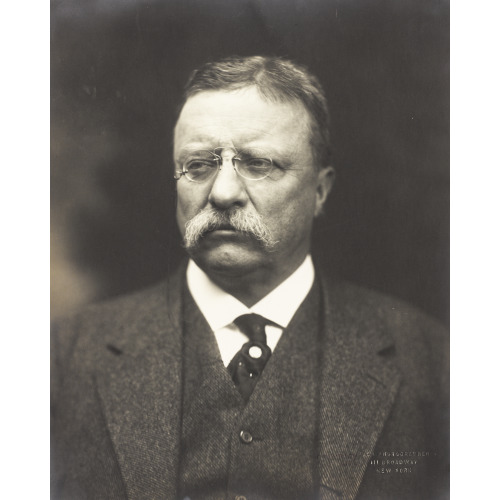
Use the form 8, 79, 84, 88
227, 314, 273, 403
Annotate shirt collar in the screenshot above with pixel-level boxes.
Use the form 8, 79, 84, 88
186, 255, 315, 331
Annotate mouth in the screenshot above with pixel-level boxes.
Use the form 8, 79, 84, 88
208, 224, 237, 232
201, 225, 250, 241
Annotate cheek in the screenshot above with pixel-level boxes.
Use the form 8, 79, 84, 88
175, 204, 186, 236
257, 185, 317, 232
175, 187, 205, 232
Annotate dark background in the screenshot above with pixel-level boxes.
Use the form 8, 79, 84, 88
51, 0, 449, 324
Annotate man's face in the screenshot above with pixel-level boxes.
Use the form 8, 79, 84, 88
174, 86, 333, 282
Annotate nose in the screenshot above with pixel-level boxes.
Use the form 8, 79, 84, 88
208, 155, 248, 209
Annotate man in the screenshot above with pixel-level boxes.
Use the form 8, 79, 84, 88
51, 56, 449, 499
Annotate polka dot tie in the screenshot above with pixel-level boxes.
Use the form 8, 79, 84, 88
227, 314, 272, 403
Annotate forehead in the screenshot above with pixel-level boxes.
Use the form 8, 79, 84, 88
173, 87, 312, 156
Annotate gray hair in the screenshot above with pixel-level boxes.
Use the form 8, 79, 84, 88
180, 55, 332, 169
184, 206, 278, 252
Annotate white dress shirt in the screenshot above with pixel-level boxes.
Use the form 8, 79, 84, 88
186, 255, 315, 366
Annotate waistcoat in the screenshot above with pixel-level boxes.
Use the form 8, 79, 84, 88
178, 278, 322, 500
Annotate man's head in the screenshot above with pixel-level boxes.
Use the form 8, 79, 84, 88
173, 56, 335, 300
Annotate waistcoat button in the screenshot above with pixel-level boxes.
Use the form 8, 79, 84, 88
239, 430, 253, 444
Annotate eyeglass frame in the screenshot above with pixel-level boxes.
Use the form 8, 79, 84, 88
173, 146, 276, 183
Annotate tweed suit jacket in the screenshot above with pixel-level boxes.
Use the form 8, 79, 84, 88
51, 266, 449, 500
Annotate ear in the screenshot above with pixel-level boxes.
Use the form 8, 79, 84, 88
314, 166, 335, 217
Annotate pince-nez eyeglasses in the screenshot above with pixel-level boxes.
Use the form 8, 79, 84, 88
174, 147, 275, 183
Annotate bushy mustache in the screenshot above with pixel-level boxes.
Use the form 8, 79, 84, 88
183, 207, 278, 251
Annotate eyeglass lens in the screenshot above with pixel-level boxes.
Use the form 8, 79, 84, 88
182, 150, 274, 182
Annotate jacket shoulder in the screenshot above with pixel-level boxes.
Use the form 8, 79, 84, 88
322, 280, 449, 390
51, 271, 184, 370
323, 280, 447, 342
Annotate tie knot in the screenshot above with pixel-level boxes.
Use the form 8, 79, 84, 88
233, 313, 269, 343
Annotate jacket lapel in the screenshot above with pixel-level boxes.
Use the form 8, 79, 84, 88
96, 270, 185, 499
317, 281, 401, 500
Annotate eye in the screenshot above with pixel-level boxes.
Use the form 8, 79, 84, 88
245, 158, 272, 169
186, 159, 215, 170
240, 156, 274, 174
235, 150, 275, 180
184, 158, 218, 179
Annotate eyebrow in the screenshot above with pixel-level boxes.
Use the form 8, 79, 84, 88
175, 143, 295, 168
238, 143, 295, 166
175, 144, 214, 163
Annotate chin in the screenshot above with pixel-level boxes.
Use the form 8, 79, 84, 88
190, 244, 270, 277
